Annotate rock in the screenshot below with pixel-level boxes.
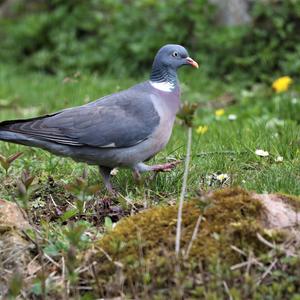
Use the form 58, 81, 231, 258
0, 199, 33, 297
255, 193, 300, 229
0, 199, 30, 232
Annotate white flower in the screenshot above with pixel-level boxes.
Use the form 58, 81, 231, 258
275, 156, 283, 162
255, 149, 269, 157
110, 168, 119, 176
266, 118, 284, 128
228, 114, 237, 121
291, 98, 298, 104
241, 90, 253, 98
216, 173, 229, 182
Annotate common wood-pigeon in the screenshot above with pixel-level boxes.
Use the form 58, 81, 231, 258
0, 44, 198, 192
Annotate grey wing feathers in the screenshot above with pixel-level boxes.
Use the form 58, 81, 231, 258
0, 85, 160, 148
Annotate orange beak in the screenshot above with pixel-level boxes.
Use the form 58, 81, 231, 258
186, 57, 199, 68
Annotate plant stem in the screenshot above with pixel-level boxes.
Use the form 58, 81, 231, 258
184, 215, 202, 259
175, 126, 192, 257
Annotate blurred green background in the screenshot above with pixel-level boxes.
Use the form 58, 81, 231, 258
0, 0, 299, 81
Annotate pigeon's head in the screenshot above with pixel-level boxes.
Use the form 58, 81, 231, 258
154, 44, 199, 70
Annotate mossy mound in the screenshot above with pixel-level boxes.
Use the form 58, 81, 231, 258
96, 188, 264, 263
85, 188, 300, 298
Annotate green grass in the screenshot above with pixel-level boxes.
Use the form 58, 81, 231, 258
0, 64, 300, 298
0, 64, 299, 199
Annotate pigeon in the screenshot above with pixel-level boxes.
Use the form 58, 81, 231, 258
0, 44, 198, 193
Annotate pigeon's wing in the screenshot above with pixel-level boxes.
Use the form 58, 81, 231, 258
0, 85, 160, 148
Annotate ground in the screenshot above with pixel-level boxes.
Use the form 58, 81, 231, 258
0, 64, 299, 298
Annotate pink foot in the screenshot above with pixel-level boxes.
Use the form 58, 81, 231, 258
151, 160, 181, 172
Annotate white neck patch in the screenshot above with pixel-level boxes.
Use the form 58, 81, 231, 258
150, 81, 174, 92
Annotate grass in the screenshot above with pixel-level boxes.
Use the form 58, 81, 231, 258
0, 64, 299, 298
0, 64, 299, 198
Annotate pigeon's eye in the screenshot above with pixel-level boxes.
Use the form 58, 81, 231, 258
172, 51, 179, 57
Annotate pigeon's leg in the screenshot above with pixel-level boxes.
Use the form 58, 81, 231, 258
134, 160, 181, 175
132, 169, 142, 182
99, 166, 115, 194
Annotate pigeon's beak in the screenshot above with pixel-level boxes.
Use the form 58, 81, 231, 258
186, 57, 199, 68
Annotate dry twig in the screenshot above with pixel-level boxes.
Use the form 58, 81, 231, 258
184, 215, 202, 259
256, 259, 278, 286
175, 126, 192, 257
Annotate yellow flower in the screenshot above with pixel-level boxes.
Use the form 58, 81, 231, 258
196, 125, 208, 135
272, 76, 293, 93
215, 108, 225, 117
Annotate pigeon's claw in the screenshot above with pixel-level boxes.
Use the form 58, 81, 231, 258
152, 160, 181, 172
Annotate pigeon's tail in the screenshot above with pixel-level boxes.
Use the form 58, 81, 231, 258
0, 117, 48, 148
0, 116, 52, 148
0, 125, 72, 160
0, 128, 38, 147
0, 117, 33, 142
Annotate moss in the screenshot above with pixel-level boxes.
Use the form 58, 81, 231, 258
83, 187, 300, 299
96, 187, 265, 261
87, 187, 293, 298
